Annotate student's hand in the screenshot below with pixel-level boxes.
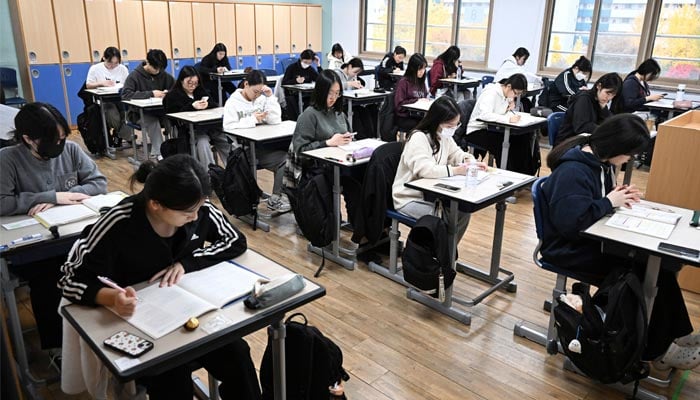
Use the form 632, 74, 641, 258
295, 76, 305, 84
56, 192, 91, 205
452, 164, 468, 175
509, 114, 521, 123
28, 203, 55, 216
254, 111, 268, 123
313, 55, 321, 65
393, 68, 401, 73
112, 287, 138, 317
102, 80, 115, 87
217, 66, 227, 73
472, 161, 488, 171
152, 90, 167, 98
193, 100, 208, 110
261, 86, 273, 97
579, 85, 589, 91
326, 133, 352, 147
349, 81, 363, 89
149, 262, 185, 287
647, 93, 665, 102
606, 185, 641, 208
418, 98, 430, 102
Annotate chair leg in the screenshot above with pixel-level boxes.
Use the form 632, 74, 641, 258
368, 219, 407, 286
513, 273, 567, 354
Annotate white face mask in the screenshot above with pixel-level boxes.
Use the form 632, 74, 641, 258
440, 126, 457, 140
301, 62, 311, 69
575, 72, 587, 81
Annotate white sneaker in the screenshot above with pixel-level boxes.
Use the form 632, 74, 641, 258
653, 342, 700, 371
267, 195, 291, 213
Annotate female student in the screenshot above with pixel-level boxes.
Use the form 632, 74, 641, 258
428, 45, 461, 98
393, 96, 485, 241
284, 70, 360, 223
223, 70, 290, 213
394, 53, 429, 133
465, 74, 536, 173
282, 49, 322, 120
198, 43, 235, 100
556, 72, 623, 145
622, 58, 665, 113
334, 58, 365, 90
377, 46, 407, 90
494, 47, 541, 84
327, 43, 352, 70
59, 154, 261, 400
164, 66, 229, 167
548, 56, 592, 112
0, 103, 106, 353
85, 46, 131, 145
542, 114, 700, 371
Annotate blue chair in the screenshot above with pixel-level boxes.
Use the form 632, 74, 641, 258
0, 67, 27, 107
547, 112, 565, 147
481, 75, 494, 88
280, 57, 297, 74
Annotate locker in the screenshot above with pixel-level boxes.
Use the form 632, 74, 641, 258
173, 58, 196, 78
62, 63, 92, 125
29, 65, 67, 117
257, 55, 275, 71
83, 0, 119, 62
236, 56, 257, 70
115, 0, 147, 63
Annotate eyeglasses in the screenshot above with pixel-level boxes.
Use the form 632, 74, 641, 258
327, 91, 341, 99
184, 79, 199, 86
444, 122, 461, 130
513, 90, 524, 97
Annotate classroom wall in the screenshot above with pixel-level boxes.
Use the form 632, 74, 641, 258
0, 0, 22, 95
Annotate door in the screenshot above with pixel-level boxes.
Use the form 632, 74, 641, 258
115, 0, 147, 66
53, 0, 91, 64
84, 0, 119, 63
214, 3, 237, 57
192, 2, 215, 61
16, 0, 60, 64
307, 6, 322, 53
273, 5, 290, 55
142, 1, 172, 59
290, 6, 307, 56
235, 4, 256, 58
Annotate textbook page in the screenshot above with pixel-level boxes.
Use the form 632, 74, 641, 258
82, 193, 127, 213
178, 261, 264, 308
34, 204, 96, 227
615, 203, 681, 225
605, 214, 675, 240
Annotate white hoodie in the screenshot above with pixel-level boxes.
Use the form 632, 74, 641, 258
494, 56, 542, 84
223, 88, 282, 131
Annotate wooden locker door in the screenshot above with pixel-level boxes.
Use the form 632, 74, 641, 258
115, 0, 147, 63
16, 0, 59, 64
306, 6, 322, 52
84, 0, 119, 62
235, 4, 255, 57
192, 2, 215, 60
214, 3, 236, 56
142, 0, 172, 58
169, 1, 194, 59
53, 0, 91, 63
273, 5, 290, 55
290, 6, 306, 55
255, 4, 273, 56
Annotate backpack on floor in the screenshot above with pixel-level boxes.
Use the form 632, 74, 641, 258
553, 269, 649, 386
401, 214, 455, 300
76, 103, 106, 155
208, 147, 262, 227
260, 313, 349, 400
285, 168, 334, 250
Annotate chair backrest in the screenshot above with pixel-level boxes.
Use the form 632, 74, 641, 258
547, 112, 566, 147
531, 176, 549, 266
259, 69, 278, 78
193, 61, 202, 70
453, 98, 476, 149
0, 67, 19, 90
281, 58, 297, 73
481, 75, 494, 88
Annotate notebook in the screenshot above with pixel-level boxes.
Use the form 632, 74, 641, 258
34, 192, 127, 227
604, 202, 681, 240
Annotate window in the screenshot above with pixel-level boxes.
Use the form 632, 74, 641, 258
541, 0, 700, 87
360, 0, 493, 67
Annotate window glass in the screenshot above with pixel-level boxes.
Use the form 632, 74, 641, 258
591, 0, 646, 73
424, 0, 455, 58
652, 1, 700, 81
457, 0, 491, 63
392, 0, 419, 54
364, 0, 389, 52
546, 0, 591, 69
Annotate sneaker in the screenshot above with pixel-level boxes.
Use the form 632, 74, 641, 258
653, 342, 700, 371
267, 195, 291, 213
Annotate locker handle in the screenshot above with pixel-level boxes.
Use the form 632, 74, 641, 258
93, 50, 100, 61
62, 51, 70, 60
257, 56, 262, 62
196, 47, 202, 56
275, 44, 279, 50
257, 45, 262, 51
308, 44, 312, 48
31, 69, 40, 78
238, 46, 243, 52
122, 49, 129, 58
174, 48, 180, 57
64, 67, 72, 77
29, 52, 37, 63
292, 44, 296, 50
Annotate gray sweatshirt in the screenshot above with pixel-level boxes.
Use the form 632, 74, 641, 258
0, 141, 107, 215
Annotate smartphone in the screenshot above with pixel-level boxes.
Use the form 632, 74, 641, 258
434, 183, 461, 192
658, 242, 700, 258
660, 93, 668, 97
104, 331, 154, 358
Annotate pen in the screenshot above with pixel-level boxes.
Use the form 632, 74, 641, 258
324, 157, 344, 163
10, 233, 43, 247
98, 276, 140, 300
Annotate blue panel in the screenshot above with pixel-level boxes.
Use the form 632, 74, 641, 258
236, 56, 256, 70
228, 56, 237, 70
63, 63, 92, 125
275, 54, 293, 75
123, 61, 140, 72
257, 55, 274, 70
172, 58, 195, 78
29, 64, 68, 119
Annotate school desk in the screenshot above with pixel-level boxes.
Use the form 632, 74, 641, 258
476, 111, 546, 171
209, 69, 247, 106
342, 89, 390, 136
439, 77, 481, 98
166, 107, 225, 159
281, 83, 316, 115
644, 98, 700, 119
84, 86, 122, 159
121, 97, 164, 165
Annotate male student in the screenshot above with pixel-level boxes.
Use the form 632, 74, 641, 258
377, 46, 406, 90
121, 49, 175, 160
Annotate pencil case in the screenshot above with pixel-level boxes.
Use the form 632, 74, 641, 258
346, 147, 374, 162
244, 274, 306, 309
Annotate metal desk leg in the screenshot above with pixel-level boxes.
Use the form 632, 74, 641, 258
140, 109, 149, 161
97, 96, 116, 159
237, 141, 270, 231
297, 91, 303, 115
189, 123, 197, 159
500, 127, 511, 170
249, 141, 258, 179
623, 162, 634, 185
217, 76, 223, 107
270, 319, 287, 400
452, 83, 458, 95
347, 98, 354, 131
472, 86, 478, 98
643, 255, 661, 321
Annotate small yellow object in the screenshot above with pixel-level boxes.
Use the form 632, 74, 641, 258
184, 317, 199, 331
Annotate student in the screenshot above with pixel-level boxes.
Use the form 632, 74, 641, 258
85, 46, 132, 144
164, 66, 229, 168
541, 114, 700, 371
327, 43, 352, 70
393, 96, 485, 241
377, 46, 407, 90
465, 73, 536, 173
622, 58, 665, 113
494, 47, 541, 84
282, 49, 322, 120
428, 45, 461, 98
198, 43, 235, 100
284, 70, 360, 223
556, 72, 623, 145
0, 103, 106, 355
122, 49, 175, 159
548, 56, 592, 112
334, 58, 365, 90
59, 154, 260, 400
223, 70, 290, 213
394, 53, 429, 133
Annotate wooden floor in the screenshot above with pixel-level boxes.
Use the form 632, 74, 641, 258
21, 134, 700, 399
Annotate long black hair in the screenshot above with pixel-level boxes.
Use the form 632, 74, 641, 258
571, 56, 592, 76
634, 58, 661, 81
130, 154, 212, 210
437, 45, 461, 75
498, 73, 528, 91
547, 114, 650, 170
404, 53, 428, 87
13, 102, 70, 145
408, 96, 461, 154
171, 66, 202, 93
206, 43, 227, 59
102, 46, 121, 63
311, 69, 344, 113
593, 72, 623, 113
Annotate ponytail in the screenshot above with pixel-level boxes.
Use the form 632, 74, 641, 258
498, 73, 527, 91
546, 135, 590, 170
340, 58, 364, 71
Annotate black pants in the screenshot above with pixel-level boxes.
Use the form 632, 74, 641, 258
395, 115, 421, 132
138, 338, 261, 400
465, 129, 538, 174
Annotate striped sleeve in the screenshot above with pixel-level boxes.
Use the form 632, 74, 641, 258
563, 70, 576, 95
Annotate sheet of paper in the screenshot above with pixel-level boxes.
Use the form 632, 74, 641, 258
2, 218, 40, 230
34, 204, 96, 227
178, 261, 264, 308
82, 193, 126, 213
605, 214, 675, 239
338, 138, 384, 152
616, 203, 681, 225
439, 170, 489, 183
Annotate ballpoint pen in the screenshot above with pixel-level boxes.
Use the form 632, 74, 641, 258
98, 276, 140, 300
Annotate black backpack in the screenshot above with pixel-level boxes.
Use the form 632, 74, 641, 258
553, 270, 649, 386
285, 168, 334, 250
76, 103, 106, 155
260, 313, 349, 400
401, 214, 455, 300
208, 147, 262, 226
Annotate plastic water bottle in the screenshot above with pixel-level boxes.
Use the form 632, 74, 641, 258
676, 84, 686, 101
465, 162, 479, 187
457, 64, 463, 80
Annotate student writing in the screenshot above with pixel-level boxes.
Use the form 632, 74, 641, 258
622, 58, 665, 113
377, 46, 406, 90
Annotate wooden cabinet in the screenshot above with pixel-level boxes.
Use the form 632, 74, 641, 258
84, 0, 119, 62
16, 0, 60, 64
273, 5, 291, 55
52, 0, 91, 63
235, 4, 256, 56
169, 1, 194, 59
142, 1, 172, 58
192, 2, 215, 60
290, 6, 307, 54
255, 4, 274, 55
307, 6, 322, 52
214, 3, 236, 55
115, 0, 147, 63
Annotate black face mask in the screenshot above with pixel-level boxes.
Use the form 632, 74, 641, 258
35, 138, 66, 159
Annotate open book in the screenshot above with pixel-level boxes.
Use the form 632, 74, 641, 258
34, 192, 127, 227
117, 260, 265, 339
605, 202, 681, 239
